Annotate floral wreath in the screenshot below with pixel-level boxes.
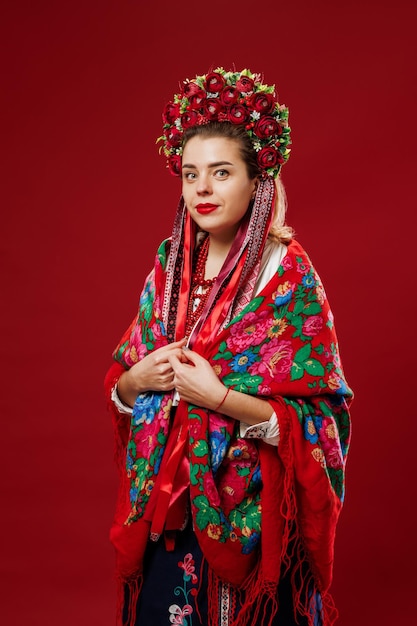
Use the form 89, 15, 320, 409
158, 68, 291, 179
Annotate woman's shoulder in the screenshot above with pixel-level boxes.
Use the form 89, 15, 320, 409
285, 238, 317, 271
263, 237, 288, 261
287, 238, 307, 253
257, 238, 314, 290
275, 237, 313, 267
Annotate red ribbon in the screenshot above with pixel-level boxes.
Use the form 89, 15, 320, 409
145, 403, 190, 538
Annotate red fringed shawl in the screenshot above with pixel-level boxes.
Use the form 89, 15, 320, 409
105, 237, 352, 626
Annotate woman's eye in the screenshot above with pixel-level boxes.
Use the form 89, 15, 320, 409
215, 169, 229, 178
183, 171, 196, 180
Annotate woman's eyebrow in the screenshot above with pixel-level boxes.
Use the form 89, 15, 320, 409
182, 160, 234, 169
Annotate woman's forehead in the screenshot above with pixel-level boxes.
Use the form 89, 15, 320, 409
182, 136, 243, 165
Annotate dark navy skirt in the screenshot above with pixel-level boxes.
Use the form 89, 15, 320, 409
124, 522, 323, 626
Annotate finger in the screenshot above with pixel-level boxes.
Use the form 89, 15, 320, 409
154, 339, 186, 358
157, 362, 173, 374
165, 338, 187, 351
180, 349, 203, 366
162, 375, 175, 389
167, 353, 182, 371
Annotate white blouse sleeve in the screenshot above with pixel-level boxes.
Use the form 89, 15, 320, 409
240, 411, 280, 446
111, 384, 133, 415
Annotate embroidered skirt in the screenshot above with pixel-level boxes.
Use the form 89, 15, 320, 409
124, 522, 323, 626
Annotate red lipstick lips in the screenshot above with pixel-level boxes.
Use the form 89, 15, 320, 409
195, 203, 218, 214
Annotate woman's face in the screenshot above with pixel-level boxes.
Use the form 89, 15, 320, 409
181, 136, 257, 243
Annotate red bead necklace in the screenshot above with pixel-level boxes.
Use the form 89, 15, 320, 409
185, 235, 216, 338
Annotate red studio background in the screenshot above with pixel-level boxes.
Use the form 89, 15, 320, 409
1, 1, 416, 624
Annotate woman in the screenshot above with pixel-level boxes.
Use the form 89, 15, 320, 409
105, 68, 352, 626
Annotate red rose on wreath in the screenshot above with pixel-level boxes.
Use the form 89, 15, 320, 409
197, 113, 209, 125
220, 86, 239, 105
257, 146, 278, 170
205, 98, 225, 120
188, 89, 206, 110
204, 72, 226, 93
181, 110, 199, 128
250, 92, 275, 114
276, 148, 285, 164
165, 127, 182, 148
168, 155, 181, 176
228, 104, 250, 125
163, 101, 180, 124
183, 81, 201, 97
254, 116, 280, 138
236, 75, 254, 93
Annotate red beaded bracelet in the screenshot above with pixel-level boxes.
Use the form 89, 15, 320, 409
213, 388, 231, 412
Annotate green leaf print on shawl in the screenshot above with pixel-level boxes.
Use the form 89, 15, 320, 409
112, 238, 352, 593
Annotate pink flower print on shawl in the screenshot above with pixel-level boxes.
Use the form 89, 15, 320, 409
318, 417, 344, 470
216, 441, 259, 515
123, 324, 147, 367
302, 315, 323, 337
281, 254, 293, 271
249, 337, 293, 383
226, 310, 271, 352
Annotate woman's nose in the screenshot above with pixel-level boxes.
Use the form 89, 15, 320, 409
196, 173, 211, 195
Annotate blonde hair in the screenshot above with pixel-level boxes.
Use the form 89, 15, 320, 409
268, 177, 294, 243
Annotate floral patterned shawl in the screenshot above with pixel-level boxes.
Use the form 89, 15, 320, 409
105, 237, 352, 626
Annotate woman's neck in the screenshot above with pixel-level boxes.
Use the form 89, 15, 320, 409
204, 234, 233, 280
